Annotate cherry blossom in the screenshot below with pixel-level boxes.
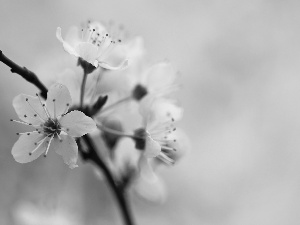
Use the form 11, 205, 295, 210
11, 83, 97, 168
134, 96, 183, 164
56, 21, 128, 70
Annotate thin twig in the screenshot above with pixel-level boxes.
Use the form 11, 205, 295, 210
0, 50, 48, 98
80, 134, 135, 225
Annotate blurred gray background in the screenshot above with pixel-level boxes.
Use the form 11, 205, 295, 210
1, 0, 300, 224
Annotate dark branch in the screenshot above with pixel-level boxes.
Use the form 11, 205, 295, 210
80, 134, 135, 225
0, 50, 48, 98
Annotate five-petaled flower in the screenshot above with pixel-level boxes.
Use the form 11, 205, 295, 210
56, 21, 128, 70
134, 96, 183, 164
11, 83, 97, 168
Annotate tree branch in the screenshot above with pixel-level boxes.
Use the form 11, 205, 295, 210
80, 134, 135, 225
0, 50, 48, 98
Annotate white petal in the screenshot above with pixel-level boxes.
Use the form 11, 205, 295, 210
164, 129, 190, 161
52, 135, 78, 169
145, 62, 177, 93
151, 98, 183, 122
12, 132, 45, 163
64, 26, 81, 47
98, 59, 128, 70
46, 83, 72, 118
59, 110, 97, 137
135, 157, 166, 203
56, 27, 80, 57
75, 42, 99, 65
144, 136, 161, 158
139, 95, 155, 126
13, 94, 48, 125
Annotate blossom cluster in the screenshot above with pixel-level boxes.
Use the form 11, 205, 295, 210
11, 20, 188, 202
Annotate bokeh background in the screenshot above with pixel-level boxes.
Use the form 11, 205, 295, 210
1, 0, 300, 224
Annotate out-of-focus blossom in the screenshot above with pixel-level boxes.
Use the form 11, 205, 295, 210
56, 21, 128, 70
13, 201, 82, 225
52, 68, 103, 106
131, 62, 180, 101
134, 96, 183, 164
133, 157, 167, 203
11, 83, 97, 168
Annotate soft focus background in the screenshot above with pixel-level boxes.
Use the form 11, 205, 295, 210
1, 0, 300, 224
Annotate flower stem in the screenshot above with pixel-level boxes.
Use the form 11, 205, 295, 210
80, 134, 135, 225
100, 96, 132, 114
97, 123, 135, 139
0, 50, 48, 98
80, 71, 88, 108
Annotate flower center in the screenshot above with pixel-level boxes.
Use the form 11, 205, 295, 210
132, 84, 148, 101
133, 128, 147, 150
43, 118, 61, 136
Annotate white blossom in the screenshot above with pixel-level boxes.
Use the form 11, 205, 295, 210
11, 83, 97, 168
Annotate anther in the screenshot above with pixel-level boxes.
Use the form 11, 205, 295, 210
29, 152, 32, 156
10, 119, 13, 121
24, 115, 27, 118
27, 133, 30, 135
16, 133, 19, 135
25, 98, 28, 101
34, 114, 37, 117
53, 99, 56, 102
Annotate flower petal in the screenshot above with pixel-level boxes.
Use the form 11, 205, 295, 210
56, 27, 80, 57
46, 83, 72, 118
52, 135, 78, 169
144, 136, 161, 157
59, 110, 97, 137
145, 62, 178, 94
13, 94, 48, 125
75, 42, 99, 65
64, 26, 81, 47
98, 59, 128, 70
12, 132, 45, 163
135, 157, 166, 202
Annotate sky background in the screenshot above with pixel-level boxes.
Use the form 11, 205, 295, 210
1, 0, 300, 224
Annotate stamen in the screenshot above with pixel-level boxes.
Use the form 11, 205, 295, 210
36, 93, 52, 120
44, 135, 54, 157
10, 119, 32, 126
29, 135, 48, 155
157, 152, 175, 165
161, 146, 176, 151
56, 133, 63, 142
53, 99, 56, 118
61, 103, 70, 117
25, 98, 46, 122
